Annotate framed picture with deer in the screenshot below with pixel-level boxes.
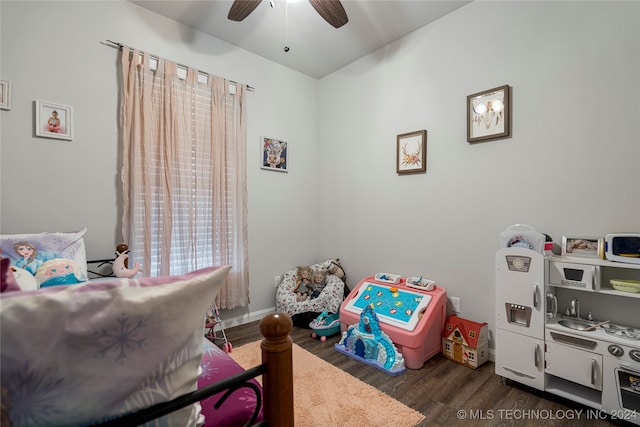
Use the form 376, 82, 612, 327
261, 136, 288, 173
396, 130, 426, 175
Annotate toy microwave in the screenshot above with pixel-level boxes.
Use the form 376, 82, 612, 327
547, 260, 601, 290
605, 233, 640, 265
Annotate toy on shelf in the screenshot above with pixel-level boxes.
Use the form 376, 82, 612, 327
335, 304, 406, 376
374, 272, 401, 284
405, 276, 436, 291
309, 311, 341, 342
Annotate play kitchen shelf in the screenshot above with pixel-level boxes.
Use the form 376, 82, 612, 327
496, 247, 640, 425
546, 255, 640, 298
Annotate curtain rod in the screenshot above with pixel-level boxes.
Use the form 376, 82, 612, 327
102, 40, 255, 92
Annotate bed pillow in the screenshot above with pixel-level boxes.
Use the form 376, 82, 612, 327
0, 228, 88, 285
0, 264, 232, 427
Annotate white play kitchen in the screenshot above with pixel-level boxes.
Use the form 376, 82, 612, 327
495, 227, 640, 425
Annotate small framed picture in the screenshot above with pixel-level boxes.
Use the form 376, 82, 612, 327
261, 136, 288, 173
561, 236, 603, 258
467, 85, 511, 143
396, 130, 427, 175
0, 79, 11, 110
35, 100, 73, 140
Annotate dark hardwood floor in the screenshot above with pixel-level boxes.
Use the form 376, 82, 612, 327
222, 319, 633, 427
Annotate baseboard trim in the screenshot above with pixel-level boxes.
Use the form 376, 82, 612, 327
219, 307, 276, 329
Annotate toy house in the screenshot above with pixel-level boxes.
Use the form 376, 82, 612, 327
442, 315, 488, 369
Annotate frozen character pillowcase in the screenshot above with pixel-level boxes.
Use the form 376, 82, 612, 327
0, 228, 88, 289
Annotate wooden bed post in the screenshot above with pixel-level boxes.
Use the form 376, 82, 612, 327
260, 312, 294, 427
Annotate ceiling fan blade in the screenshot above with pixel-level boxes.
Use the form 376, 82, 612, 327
228, 0, 262, 22
308, 0, 348, 28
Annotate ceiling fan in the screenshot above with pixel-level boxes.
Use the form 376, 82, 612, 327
228, 0, 348, 29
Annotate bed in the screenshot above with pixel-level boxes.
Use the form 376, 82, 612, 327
0, 229, 295, 427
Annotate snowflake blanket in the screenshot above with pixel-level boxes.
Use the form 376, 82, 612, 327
0, 265, 231, 427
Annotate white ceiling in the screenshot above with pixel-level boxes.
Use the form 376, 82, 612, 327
130, 0, 472, 79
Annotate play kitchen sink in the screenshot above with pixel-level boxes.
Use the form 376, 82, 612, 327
558, 318, 596, 331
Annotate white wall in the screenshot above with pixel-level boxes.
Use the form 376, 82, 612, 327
0, 0, 320, 321
2, 1, 639, 341
317, 1, 640, 343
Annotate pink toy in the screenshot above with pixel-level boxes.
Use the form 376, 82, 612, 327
339, 275, 447, 369
113, 246, 140, 278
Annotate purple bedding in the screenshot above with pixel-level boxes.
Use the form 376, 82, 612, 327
199, 339, 263, 426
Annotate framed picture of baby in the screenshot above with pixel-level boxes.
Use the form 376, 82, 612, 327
561, 235, 603, 258
35, 100, 73, 140
261, 136, 288, 172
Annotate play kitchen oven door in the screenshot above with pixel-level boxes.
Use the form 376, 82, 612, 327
614, 363, 640, 415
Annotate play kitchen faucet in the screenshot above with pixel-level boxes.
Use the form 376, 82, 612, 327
562, 297, 594, 321
570, 297, 580, 318
548, 294, 596, 321
560, 296, 582, 318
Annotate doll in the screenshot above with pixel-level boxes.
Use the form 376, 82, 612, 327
309, 270, 328, 299
294, 266, 312, 302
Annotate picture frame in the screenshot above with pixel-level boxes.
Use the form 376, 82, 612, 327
261, 136, 288, 173
467, 85, 511, 143
396, 130, 427, 175
0, 79, 11, 110
35, 100, 73, 140
561, 236, 603, 258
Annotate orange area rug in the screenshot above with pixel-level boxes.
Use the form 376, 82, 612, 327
229, 340, 425, 427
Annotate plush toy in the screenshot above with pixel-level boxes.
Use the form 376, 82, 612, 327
113, 244, 140, 278
294, 266, 312, 302
9, 265, 38, 291
309, 270, 328, 299
116, 243, 129, 267
36, 258, 83, 288
328, 259, 346, 283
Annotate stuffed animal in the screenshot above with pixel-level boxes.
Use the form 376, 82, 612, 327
309, 270, 328, 299
36, 258, 83, 288
113, 244, 140, 278
328, 259, 346, 283
116, 243, 130, 267
294, 266, 312, 302
9, 265, 38, 291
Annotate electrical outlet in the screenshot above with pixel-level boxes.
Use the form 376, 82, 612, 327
451, 297, 461, 313
274, 275, 281, 288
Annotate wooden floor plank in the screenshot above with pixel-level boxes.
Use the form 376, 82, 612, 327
220, 320, 630, 426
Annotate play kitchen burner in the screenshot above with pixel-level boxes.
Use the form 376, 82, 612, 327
602, 324, 640, 342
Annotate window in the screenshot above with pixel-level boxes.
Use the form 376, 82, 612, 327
120, 47, 249, 308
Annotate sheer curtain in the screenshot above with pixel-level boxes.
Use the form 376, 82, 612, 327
119, 47, 249, 309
